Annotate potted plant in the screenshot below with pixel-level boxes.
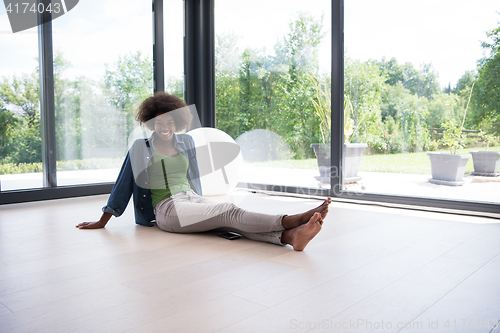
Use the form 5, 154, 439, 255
427, 83, 474, 186
470, 132, 500, 176
309, 75, 367, 185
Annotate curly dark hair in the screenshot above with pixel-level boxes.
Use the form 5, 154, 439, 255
136, 92, 192, 131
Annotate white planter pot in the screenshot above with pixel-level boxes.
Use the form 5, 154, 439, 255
427, 152, 470, 186
311, 143, 368, 184
470, 151, 500, 177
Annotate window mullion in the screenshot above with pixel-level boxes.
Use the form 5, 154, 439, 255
37, 0, 57, 188
153, 0, 165, 93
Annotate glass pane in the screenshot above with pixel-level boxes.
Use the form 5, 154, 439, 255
0, 9, 42, 191
215, 0, 331, 193
164, 0, 184, 99
51, 0, 153, 186
344, 0, 500, 204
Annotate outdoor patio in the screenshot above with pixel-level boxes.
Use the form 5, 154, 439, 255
239, 166, 500, 205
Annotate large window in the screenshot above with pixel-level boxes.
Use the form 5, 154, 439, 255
343, 0, 500, 204
0, 0, 153, 190
214, 0, 499, 213
215, 0, 331, 192
0, 9, 41, 191
51, 0, 152, 186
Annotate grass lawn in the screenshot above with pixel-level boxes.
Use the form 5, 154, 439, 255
249, 146, 500, 175
361, 147, 500, 174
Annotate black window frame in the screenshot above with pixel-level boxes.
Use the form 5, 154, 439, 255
1, 0, 499, 217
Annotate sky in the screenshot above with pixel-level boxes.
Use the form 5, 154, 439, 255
1, 0, 499, 89
0, 0, 153, 80
215, 0, 500, 88
343, 0, 500, 87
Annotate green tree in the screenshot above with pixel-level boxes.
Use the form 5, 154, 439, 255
165, 75, 184, 99
396, 94, 430, 152
0, 72, 41, 164
472, 18, 500, 125
0, 107, 17, 157
0, 53, 78, 164
376, 58, 440, 99
215, 13, 325, 159
378, 57, 405, 86
50, 52, 83, 161
239, 48, 264, 133
344, 57, 385, 144
55, 52, 130, 162
417, 63, 440, 99
274, 12, 325, 158
453, 70, 476, 95
103, 51, 153, 135
380, 82, 409, 121
215, 33, 242, 138
426, 91, 463, 129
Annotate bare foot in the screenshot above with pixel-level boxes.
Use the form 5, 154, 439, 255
282, 212, 323, 251
282, 197, 331, 230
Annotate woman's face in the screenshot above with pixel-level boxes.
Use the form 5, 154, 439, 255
154, 113, 176, 142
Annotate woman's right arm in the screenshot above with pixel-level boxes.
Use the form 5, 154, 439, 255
77, 151, 135, 230
75, 212, 112, 229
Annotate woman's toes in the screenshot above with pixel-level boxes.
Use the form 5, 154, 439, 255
310, 212, 321, 224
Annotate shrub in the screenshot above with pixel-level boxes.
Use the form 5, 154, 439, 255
367, 138, 387, 154
487, 136, 500, 147
0, 158, 123, 175
424, 140, 439, 151
0, 162, 42, 174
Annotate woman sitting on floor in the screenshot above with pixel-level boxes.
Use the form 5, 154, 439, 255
76, 93, 331, 251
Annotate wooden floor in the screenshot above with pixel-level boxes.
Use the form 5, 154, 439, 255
1, 191, 499, 333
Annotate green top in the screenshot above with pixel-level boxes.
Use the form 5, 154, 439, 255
148, 151, 193, 208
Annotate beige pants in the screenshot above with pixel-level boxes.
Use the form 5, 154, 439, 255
154, 191, 285, 245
